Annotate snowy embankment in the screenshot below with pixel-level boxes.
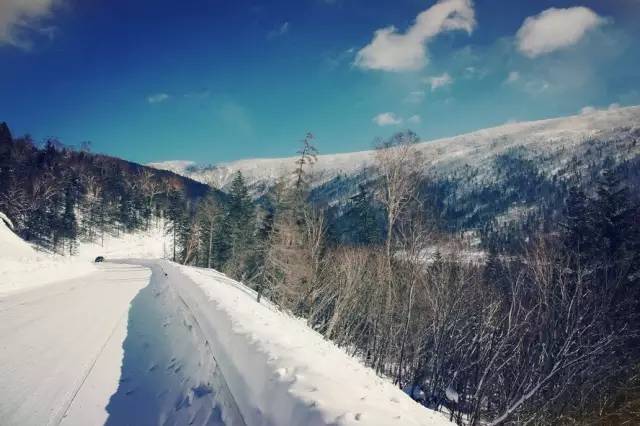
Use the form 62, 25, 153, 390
0, 212, 168, 296
156, 260, 452, 426
1, 213, 448, 424
0, 213, 95, 296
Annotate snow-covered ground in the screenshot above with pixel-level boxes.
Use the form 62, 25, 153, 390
0, 218, 449, 425
0, 214, 95, 296
0, 263, 150, 425
166, 261, 452, 426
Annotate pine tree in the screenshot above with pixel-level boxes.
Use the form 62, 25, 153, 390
61, 180, 78, 255
562, 186, 592, 263
591, 169, 633, 267
165, 189, 189, 262
225, 171, 256, 277
350, 184, 380, 245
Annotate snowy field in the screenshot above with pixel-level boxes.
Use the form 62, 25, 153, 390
0, 216, 450, 425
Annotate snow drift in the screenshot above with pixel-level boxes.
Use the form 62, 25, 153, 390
0, 212, 95, 295
155, 260, 452, 426
0, 212, 37, 259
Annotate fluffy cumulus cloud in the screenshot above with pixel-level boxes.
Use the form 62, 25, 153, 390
427, 72, 453, 91
0, 0, 60, 48
373, 112, 403, 126
147, 93, 171, 104
355, 0, 476, 72
516, 7, 606, 58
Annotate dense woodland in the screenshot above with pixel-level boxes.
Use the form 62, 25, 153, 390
0, 122, 214, 254
2, 122, 640, 424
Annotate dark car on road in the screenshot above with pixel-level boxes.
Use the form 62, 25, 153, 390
94, 256, 105, 263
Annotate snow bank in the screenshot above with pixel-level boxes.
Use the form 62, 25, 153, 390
0, 214, 95, 296
160, 260, 452, 426
96, 261, 244, 426
0, 213, 168, 296
0, 212, 36, 259
75, 223, 169, 262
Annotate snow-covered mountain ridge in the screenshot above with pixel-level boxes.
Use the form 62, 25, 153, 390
149, 106, 640, 190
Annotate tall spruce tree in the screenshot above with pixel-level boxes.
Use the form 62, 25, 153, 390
225, 171, 256, 277
350, 184, 380, 245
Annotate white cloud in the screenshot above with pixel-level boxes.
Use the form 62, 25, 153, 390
373, 112, 403, 126
268, 22, 290, 39
0, 0, 60, 49
355, 0, 475, 72
407, 114, 421, 124
516, 7, 606, 58
427, 72, 453, 91
404, 90, 425, 104
147, 93, 171, 104
524, 79, 551, 94
505, 71, 520, 84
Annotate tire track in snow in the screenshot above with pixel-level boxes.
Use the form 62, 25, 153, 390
57, 304, 131, 425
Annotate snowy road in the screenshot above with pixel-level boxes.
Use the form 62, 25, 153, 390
0, 261, 240, 426
0, 263, 148, 425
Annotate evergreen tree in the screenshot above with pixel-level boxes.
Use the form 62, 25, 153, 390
165, 189, 189, 262
61, 182, 78, 255
562, 186, 592, 263
350, 184, 380, 245
225, 171, 256, 277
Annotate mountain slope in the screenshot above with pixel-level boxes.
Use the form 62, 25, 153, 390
149, 106, 640, 190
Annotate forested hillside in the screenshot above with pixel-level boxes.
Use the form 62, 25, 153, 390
160, 130, 640, 424
0, 122, 216, 255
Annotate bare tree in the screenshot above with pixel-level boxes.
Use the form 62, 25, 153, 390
197, 196, 221, 269
293, 132, 318, 192
374, 130, 424, 262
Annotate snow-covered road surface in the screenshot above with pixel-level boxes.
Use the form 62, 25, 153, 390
0, 251, 450, 425
0, 263, 148, 425
0, 261, 242, 426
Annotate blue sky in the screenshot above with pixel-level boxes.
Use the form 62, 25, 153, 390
1, 0, 639, 164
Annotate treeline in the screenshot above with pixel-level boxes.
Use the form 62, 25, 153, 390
0, 122, 213, 253
167, 130, 640, 424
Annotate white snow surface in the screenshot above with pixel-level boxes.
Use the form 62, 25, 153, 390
149, 105, 640, 189
0, 214, 95, 296
166, 261, 452, 426
0, 216, 169, 296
